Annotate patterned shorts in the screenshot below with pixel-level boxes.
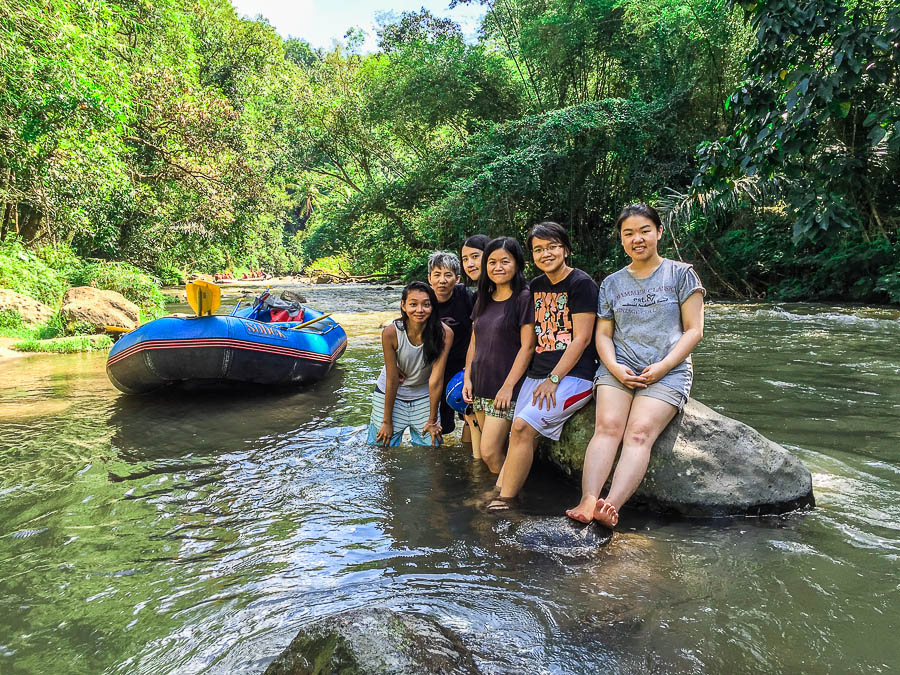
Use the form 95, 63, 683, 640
472, 396, 517, 421
367, 389, 438, 446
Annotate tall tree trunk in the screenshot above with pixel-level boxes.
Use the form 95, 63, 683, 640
18, 203, 43, 241
0, 168, 11, 241
0, 203, 12, 241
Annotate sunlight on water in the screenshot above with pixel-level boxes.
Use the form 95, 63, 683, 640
0, 291, 898, 674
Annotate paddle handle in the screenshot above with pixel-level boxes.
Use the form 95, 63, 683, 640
289, 312, 334, 330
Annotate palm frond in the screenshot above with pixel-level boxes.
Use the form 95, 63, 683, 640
659, 175, 791, 232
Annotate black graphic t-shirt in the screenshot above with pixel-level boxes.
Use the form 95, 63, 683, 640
436, 284, 474, 380
526, 268, 599, 381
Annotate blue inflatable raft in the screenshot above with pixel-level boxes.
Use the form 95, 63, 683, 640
106, 297, 347, 394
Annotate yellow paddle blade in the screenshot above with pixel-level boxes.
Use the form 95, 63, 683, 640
186, 280, 221, 317
104, 325, 133, 334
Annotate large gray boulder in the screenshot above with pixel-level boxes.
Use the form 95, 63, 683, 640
0, 288, 54, 324
264, 609, 481, 675
61, 286, 139, 331
538, 398, 814, 517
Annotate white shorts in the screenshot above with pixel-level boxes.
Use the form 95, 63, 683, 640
513, 376, 594, 440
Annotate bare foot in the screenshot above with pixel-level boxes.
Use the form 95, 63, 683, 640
565, 495, 597, 524
593, 499, 619, 528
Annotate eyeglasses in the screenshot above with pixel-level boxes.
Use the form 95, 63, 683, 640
532, 243, 564, 256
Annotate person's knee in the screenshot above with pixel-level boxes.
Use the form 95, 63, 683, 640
623, 422, 655, 448
510, 417, 534, 438
593, 414, 625, 440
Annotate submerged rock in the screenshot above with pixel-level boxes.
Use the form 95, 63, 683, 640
539, 398, 814, 517
510, 516, 612, 552
61, 286, 139, 331
264, 609, 481, 675
0, 288, 54, 324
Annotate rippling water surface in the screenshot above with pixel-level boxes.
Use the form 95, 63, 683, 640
1, 286, 898, 673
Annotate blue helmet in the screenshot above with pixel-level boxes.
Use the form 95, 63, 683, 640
445, 369, 467, 414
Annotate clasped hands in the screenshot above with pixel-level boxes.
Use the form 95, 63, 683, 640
613, 361, 669, 389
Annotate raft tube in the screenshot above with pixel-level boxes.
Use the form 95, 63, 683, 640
106, 305, 347, 394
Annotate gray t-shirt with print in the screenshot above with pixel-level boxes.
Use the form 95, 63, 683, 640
595, 258, 705, 398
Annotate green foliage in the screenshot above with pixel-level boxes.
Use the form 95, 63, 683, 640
0, 0, 896, 303
0, 308, 28, 337
306, 255, 351, 276
153, 265, 186, 286
0, 307, 67, 340
672, 209, 900, 302
34, 312, 66, 339
0, 238, 68, 305
695, 0, 900, 241
12, 334, 112, 353
69, 261, 166, 318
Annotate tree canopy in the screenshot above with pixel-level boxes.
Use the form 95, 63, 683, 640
1, 0, 897, 301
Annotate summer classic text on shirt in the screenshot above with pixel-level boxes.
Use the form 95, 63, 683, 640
595, 258, 705, 398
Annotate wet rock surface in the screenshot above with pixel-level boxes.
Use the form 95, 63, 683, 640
507, 516, 612, 553
540, 398, 815, 517
279, 289, 308, 304
60, 286, 140, 330
263, 609, 481, 675
0, 288, 54, 324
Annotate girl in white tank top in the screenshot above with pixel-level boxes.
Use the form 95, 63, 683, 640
368, 282, 452, 447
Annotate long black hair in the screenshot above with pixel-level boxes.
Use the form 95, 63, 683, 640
398, 281, 444, 364
473, 237, 527, 328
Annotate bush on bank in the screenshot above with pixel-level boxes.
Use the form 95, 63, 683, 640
0, 238, 167, 319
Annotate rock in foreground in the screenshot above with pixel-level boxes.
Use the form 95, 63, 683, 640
264, 609, 480, 675
539, 398, 814, 517
509, 516, 612, 552
0, 288, 54, 324
61, 286, 140, 331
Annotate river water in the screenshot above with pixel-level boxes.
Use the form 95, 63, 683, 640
0, 285, 898, 674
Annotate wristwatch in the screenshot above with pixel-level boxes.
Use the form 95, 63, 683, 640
548, 373, 560, 384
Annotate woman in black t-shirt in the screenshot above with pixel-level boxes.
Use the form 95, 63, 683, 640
462, 237, 535, 475
460, 234, 489, 456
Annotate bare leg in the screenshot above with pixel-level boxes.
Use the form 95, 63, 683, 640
565, 387, 632, 523
603, 396, 678, 512
479, 415, 511, 474
498, 417, 539, 499
464, 412, 481, 458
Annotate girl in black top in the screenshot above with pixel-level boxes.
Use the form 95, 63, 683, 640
460, 234, 489, 454
462, 237, 535, 475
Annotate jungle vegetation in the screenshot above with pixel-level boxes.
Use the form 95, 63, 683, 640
1, 0, 898, 302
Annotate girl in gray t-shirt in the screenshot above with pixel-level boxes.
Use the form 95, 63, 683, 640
565, 204, 705, 530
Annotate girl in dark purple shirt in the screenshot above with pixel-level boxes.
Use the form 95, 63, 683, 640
462, 237, 535, 476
